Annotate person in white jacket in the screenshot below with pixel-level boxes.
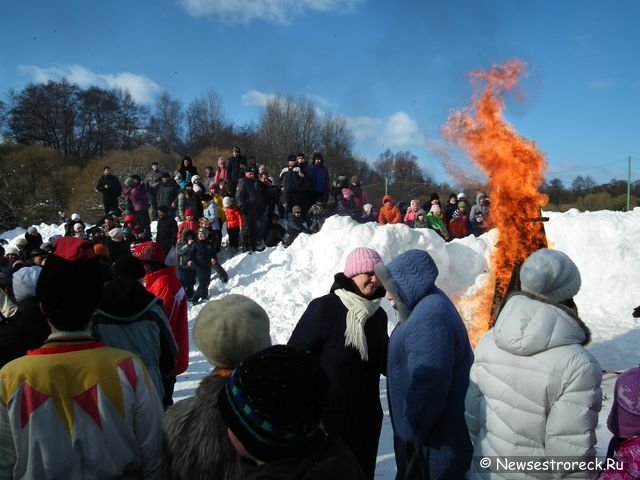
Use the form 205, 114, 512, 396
465, 248, 602, 479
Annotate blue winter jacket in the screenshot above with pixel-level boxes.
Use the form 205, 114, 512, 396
375, 249, 473, 479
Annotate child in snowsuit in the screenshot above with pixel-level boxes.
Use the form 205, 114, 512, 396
176, 229, 197, 300
223, 197, 242, 254
189, 229, 214, 305
284, 205, 311, 247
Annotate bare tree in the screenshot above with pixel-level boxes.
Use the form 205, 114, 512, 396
148, 91, 184, 154
8, 79, 80, 155
186, 89, 226, 151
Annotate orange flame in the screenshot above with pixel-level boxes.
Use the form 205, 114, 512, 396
442, 59, 548, 345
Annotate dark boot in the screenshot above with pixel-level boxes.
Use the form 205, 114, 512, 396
213, 262, 229, 283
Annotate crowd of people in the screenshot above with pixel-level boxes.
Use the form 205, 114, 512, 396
0, 148, 638, 479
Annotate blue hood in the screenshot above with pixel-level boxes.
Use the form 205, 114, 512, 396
375, 249, 439, 322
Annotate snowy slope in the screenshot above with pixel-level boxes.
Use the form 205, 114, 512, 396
3, 208, 639, 478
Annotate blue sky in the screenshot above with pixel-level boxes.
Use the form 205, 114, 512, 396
2, 0, 638, 186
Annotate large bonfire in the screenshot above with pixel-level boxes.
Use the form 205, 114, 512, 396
442, 59, 549, 345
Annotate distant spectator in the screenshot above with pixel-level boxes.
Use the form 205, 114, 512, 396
213, 156, 229, 184
123, 174, 150, 236
24, 227, 43, 253
284, 206, 311, 247
358, 203, 376, 224
444, 193, 459, 225
177, 183, 202, 221
177, 156, 198, 187
378, 195, 401, 225
426, 205, 450, 241
470, 213, 490, 237
413, 209, 429, 229
280, 154, 304, 217
157, 172, 180, 219
155, 205, 178, 261
337, 188, 358, 217
403, 199, 421, 226
448, 201, 471, 239
223, 197, 242, 254
145, 161, 164, 221
310, 152, 330, 203
227, 146, 246, 194
264, 214, 287, 248
349, 176, 369, 210
96, 166, 123, 215
469, 192, 490, 220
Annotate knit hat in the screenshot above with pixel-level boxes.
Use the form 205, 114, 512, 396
457, 201, 466, 209
4, 245, 19, 256
73, 223, 84, 231
430, 192, 440, 202
341, 188, 353, 198
363, 204, 373, 214
457, 192, 465, 200
27, 226, 38, 235
520, 248, 581, 303
36, 237, 103, 330
608, 366, 640, 438
219, 345, 330, 463
292, 205, 302, 214
71, 213, 81, 221
12, 265, 42, 302
410, 199, 420, 208
193, 294, 271, 368
14, 237, 28, 248
108, 228, 124, 242
123, 214, 137, 225
430, 204, 441, 214
184, 208, 194, 217
132, 241, 165, 265
222, 197, 233, 208
191, 175, 201, 183
113, 255, 146, 280
343, 247, 383, 279
197, 228, 209, 238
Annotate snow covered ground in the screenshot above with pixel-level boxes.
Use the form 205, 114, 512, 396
3, 208, 639, 478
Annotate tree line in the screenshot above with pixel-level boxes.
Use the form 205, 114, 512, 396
0, 79, 637, 230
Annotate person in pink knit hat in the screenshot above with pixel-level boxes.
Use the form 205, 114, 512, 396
598, 366, 640, 479
288, 247, 388, 479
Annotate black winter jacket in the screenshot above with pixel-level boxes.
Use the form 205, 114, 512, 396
288, 274, 388, 479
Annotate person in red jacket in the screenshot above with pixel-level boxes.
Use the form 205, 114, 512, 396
177, 208, 200, 240
448, 201, 471, 239
377, 195, 402, 225
132, 241, 189, 407
223, 197, 243, 254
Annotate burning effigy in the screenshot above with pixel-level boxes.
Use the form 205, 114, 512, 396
442, 59, 549, 345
